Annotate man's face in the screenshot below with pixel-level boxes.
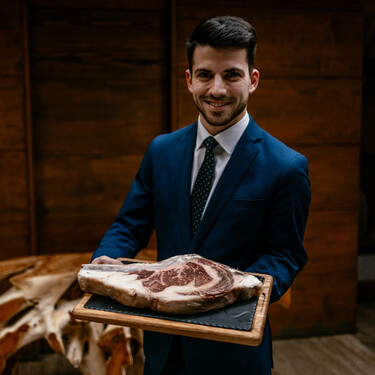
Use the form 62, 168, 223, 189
186, 46, 259, 135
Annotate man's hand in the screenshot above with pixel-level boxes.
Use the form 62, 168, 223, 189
91, 255, 123, 265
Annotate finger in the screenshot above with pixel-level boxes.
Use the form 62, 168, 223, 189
91, 255, 123, 265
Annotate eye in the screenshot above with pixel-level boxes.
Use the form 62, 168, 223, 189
226, 71, 241, 80
197, 72, 212, 79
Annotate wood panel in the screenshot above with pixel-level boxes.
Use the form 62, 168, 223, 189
29, 6, 168, 155
35, 218, 114, 254
252, 11, 363, 79
0, 0, 24, 75
0, 223, 30, 260
33, 154, 142, 220
297, 146, 360, 211
251, 80, 361, 145
0, 0, 32, 257
29, 1, 169, 253
0, 152, 28, 219
176, 6, 363, 79
270, 209, 359, 336
0, 78, 26, 150
36, 219, 157, 256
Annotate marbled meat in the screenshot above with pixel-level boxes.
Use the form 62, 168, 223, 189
78, 254, 263, 315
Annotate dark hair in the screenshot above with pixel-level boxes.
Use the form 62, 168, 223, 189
186, 16, 257, 73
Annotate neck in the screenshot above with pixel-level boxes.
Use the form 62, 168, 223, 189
200, 111, 247, 136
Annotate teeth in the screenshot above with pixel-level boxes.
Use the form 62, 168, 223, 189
209, 102, 227, 107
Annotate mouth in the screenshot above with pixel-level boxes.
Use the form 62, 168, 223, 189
204, 99, 231, 109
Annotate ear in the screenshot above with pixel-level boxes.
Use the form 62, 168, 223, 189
186, 69, 193, 93
249, 69, 260, 94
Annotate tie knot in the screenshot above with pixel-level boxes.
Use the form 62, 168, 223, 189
204, 136, 218, 152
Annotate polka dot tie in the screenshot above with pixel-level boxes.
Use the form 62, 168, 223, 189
191, 136, 218, 236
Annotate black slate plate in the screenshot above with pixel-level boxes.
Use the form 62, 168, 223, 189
84, 260, 264, 332
84, 293, 259, 331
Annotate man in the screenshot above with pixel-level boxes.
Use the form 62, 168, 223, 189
92, 16, 310, 375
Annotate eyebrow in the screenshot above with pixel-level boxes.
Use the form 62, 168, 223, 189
193, 67, 246, 75
193, 68, 211, 75
224, 67, 246, 75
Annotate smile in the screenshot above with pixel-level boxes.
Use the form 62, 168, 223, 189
205, 101, 231, 107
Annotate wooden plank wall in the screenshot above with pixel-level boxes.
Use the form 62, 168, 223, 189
0, 0, 363, 337
0, 0, 34, 258
28, 0, 168, 254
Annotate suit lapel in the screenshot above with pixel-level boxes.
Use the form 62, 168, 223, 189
189, 121, 261, 253
174, 124, 197, 251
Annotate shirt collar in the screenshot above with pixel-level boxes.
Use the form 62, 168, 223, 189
196, 112, 249, 155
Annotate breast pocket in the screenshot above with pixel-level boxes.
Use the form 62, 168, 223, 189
215, 198, 266, 251
226, 198, 265, 211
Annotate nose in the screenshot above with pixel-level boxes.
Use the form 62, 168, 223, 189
208, 75, 226, 97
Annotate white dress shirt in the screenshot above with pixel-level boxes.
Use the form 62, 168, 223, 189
191, 112, 249, 213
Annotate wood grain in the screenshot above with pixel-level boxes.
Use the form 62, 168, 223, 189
0, 0, 24, 75
0, 78, 26, 150
272, 303, 375, 375
0, 0, 32, 255
0, 223, 30, 260
28, 1, 169, 254
299, 146, 360, 211
269, 209, 358, 336
0, 152, 28, 214
175, 5, 363, 79
29, 6, 168, 155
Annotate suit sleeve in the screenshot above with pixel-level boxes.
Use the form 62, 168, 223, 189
91, 141, 155, 262
246, 154, 311, 303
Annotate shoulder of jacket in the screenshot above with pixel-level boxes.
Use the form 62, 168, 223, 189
152, 123, 196, 146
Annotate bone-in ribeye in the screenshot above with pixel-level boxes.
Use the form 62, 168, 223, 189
78, 254, 263, 315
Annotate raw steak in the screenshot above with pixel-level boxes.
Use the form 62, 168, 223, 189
78, 254, 263, 315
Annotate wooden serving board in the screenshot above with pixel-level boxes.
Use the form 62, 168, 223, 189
72, 258, 273, 346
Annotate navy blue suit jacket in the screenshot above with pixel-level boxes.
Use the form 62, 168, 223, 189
92, 116, 311, 375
